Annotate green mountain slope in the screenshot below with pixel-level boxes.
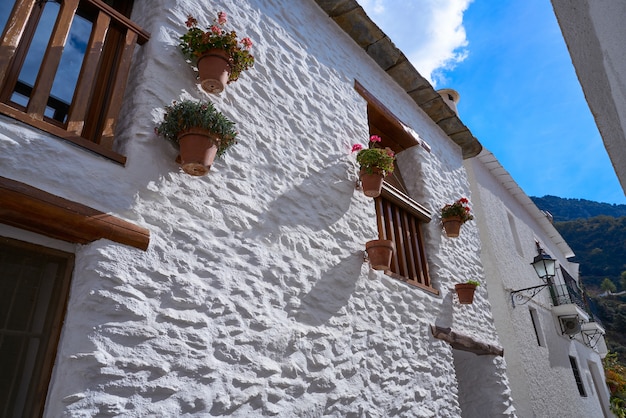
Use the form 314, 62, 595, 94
531, 195, 626, 222
555, 216, 626, 288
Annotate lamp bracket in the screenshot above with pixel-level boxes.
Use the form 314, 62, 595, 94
510, 283, 549, 308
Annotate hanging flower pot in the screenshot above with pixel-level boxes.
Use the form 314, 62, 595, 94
359, 168, 385, 198
197, 49, 231, 94
352, 135, 395, 198
177, 128, 220, 176
455, 281, 479, 304
180, 12, 255, 95
442, 216, 463, 238
365, 239, 394, 270
440, 198, 474, 238
155, 99, 238, 176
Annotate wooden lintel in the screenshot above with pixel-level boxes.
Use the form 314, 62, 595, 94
0, 176, 149, 251
431, 325, 504, 357
355, 80, 422, 152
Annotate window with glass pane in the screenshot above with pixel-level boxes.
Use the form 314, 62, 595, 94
569, 355, 587, 397
0, 0, 147, 163
0, 237, 74, 418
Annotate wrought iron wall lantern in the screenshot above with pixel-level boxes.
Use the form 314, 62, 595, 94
581, 322, 605, 349
510, 243, 557, 307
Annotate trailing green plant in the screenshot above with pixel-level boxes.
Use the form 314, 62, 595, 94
155, 99, 237, 157
352, 135, 395, 175
180, 12, 255, 83
466, 280, 480, 287
441, 197, 474, 223
604, 352, 626, 417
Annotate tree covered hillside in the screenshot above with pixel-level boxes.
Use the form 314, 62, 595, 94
532, 195, 626, 222
556, 216, 626, 289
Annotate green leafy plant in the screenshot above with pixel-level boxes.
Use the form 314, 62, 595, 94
155, 99, 237, 157
180, 12, 255, 83
441, 197, 474, 223
466, 280, 480, 286
352, 135, 395, 175
604, 352, 626, 417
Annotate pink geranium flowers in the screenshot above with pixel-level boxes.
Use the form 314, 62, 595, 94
352, 135, 395, 175
180, 11, 255, 84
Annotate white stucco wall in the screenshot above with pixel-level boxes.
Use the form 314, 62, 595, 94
1, 1, 515, 416
465, 150, 611, 418
551, 0, 626, 197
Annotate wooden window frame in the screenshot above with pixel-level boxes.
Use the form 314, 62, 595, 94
355, 80, 431, 154
0, 236, 74, 418
0, 0, 149, 164
356, 80, 436, 294
376, 183, 436, 294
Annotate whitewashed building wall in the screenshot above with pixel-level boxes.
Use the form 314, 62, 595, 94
465, 149, 612, 418
0, 1, 517, 416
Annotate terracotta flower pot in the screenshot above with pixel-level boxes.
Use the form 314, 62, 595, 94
455, 283, 477, 304
365, 239, 394, 270
442, 216, 463, 238
177, 128, 220, 176
197, 49, 231, 94
359, 168, 385, 198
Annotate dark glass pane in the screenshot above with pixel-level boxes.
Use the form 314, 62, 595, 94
0, 241, 70, 418
0, 335, 25, 416
6, 264, 41, 331
103, 0, 133, 17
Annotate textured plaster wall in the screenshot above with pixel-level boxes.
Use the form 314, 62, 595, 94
465, 151, 609, 418
551, 0, 626, 195
1, 1, 514, 416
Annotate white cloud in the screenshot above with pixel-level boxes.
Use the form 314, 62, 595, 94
357, 0, 472, 86
359, 0, 386, 14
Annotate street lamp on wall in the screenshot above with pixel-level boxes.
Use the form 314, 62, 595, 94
531, 245, 556, 280
510, 243, 557, 307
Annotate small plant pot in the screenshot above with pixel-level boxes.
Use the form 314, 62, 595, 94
455, 283, 477, 304
359, 168, 385, 198
197, 49, 231, 94
365, 239, 394, 270
442, 216, 463, 238
177, 128, 220, 176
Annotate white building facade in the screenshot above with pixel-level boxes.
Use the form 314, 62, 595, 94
465, 149, 612, 418
0, 1, 517, 417
550, 0, 626, 198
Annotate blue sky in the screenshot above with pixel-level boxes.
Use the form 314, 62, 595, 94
358, 0, 626, 205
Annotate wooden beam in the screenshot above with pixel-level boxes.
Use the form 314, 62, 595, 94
27, 0, 80, 120
67, 10, 110, 135
0, 176, 149, 250
431, 325, 504, 356
0, 103, 127, 164
0, 0, 36, 86
100, 29, 138, 148
85, 0, 150, 44
355, 80, 422, 153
